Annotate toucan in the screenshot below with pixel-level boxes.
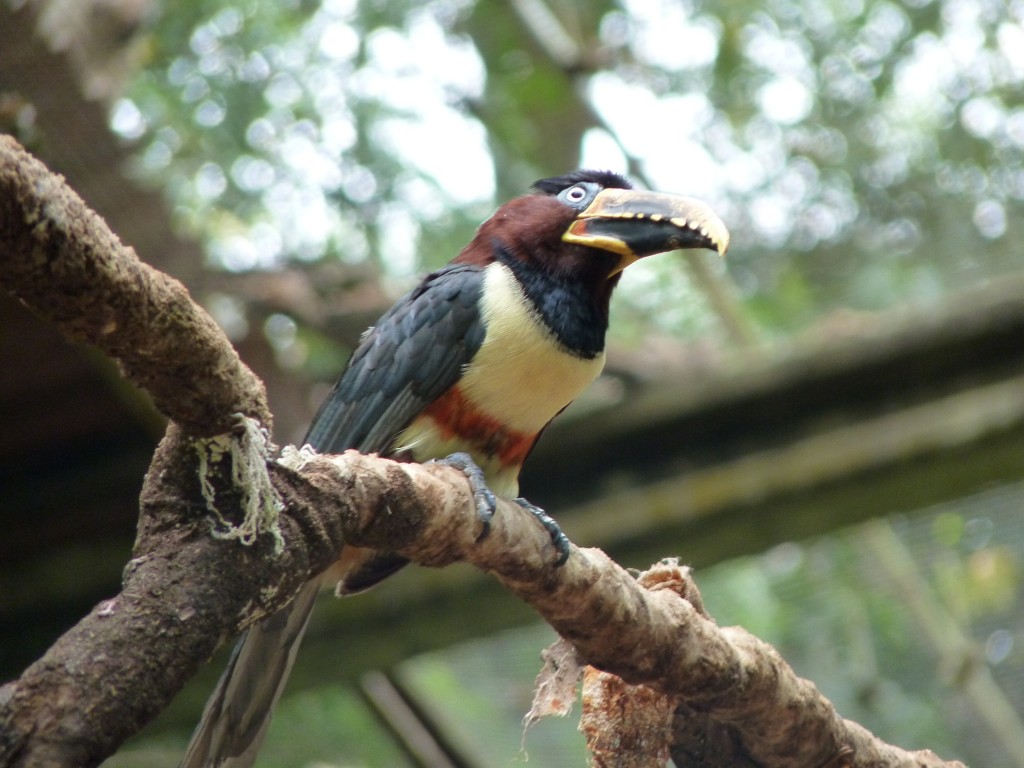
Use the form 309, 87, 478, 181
181, 169, 729, 767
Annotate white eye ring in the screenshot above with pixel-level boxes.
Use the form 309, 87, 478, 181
566, 185, 587, 202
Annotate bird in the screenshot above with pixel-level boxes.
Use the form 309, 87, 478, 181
181, 169, 729, 767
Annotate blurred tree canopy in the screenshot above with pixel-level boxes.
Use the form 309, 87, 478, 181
117, 0, 1024, 350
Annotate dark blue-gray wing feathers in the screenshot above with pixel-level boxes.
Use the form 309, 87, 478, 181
303, 263, 486, 456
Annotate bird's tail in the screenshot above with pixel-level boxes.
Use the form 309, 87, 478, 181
179, 579, 321, 768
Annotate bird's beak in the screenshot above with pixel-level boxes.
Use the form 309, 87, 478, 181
563, 188, 730, 273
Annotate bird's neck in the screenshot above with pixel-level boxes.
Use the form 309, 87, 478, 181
492, 243, 613, 359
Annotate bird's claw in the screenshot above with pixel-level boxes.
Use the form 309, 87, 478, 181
433, 454, 571, 565
515, 497, 571, 566
434, 452, 497, 541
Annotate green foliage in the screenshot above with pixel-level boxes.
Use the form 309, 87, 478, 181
698, 486, 1024, 768
125, 0, 492, 276
119, 0, 1024, 353
258, 687, 416, 767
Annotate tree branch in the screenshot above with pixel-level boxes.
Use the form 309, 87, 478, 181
0, 134, 269, 435
0, 137, 966, 768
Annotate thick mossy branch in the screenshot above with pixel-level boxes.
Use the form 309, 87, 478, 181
0, 135, 269, 435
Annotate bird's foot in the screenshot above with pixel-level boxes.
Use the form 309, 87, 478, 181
433, 452, 497, 540
432, 453, 570, 564
515, 497, 571, 566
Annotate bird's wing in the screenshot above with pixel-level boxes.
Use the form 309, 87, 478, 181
180, 264, 487, 768
304, 262, 487, 455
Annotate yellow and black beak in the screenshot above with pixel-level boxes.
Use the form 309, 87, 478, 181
563, 188, 730, 272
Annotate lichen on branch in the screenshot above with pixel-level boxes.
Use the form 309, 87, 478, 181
195, 415, 284, 551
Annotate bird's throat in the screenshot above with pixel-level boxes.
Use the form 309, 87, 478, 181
493, 244, 611, 359
463, 262, 607, 429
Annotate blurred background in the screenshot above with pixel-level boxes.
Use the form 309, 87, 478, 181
2, 0, 1023, 765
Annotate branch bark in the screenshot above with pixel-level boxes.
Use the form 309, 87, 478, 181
0, 134, 269, 435
0, 137, 967, 768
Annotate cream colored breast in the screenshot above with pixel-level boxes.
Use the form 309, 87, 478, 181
459, 262, 606, 434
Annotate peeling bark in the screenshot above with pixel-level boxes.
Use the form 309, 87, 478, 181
582, 665, 675, 768
0, 137, 968, 768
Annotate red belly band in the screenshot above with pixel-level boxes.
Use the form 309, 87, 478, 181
421, 385, 537, 468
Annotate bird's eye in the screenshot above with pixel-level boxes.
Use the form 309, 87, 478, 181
565, 185, 587, 202
556, 181, 599, 208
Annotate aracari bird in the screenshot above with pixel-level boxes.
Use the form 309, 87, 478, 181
182, 169, 729, 767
